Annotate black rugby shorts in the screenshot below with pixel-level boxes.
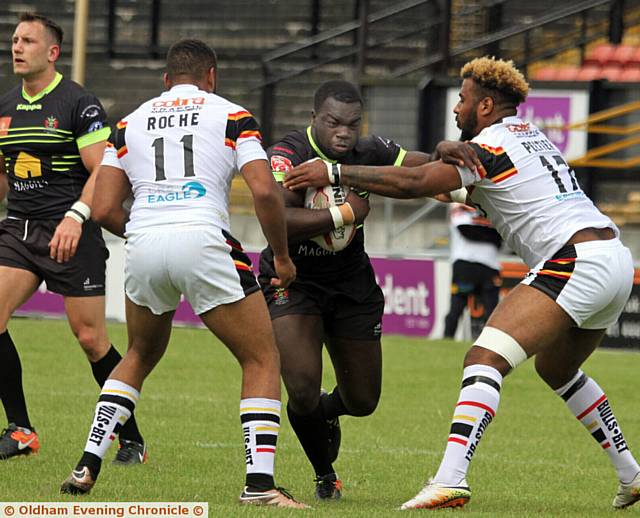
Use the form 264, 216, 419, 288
260, 262, 384, 341
0, 218, 109, 296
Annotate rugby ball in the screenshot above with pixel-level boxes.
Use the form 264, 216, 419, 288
304, 185, 357, 252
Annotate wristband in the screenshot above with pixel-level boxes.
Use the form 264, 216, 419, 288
325, 161, 341, 186
64, 210, 85, 224
71, 200, 91, 221
450, 187, 468, 204
329, 206, 344, 229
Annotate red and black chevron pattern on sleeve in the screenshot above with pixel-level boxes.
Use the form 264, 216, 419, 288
225, 111, 262, 150
469, 142, 517, 183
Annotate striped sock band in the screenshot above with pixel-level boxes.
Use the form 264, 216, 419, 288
240, 398, 281, 489
557, 370, 640, 483
434, 364, 502, 485
83, 379, 139, 460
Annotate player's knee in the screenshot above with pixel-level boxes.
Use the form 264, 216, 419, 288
75, 328, 109, 360
344, 393, 379, 417
464, 326, 526, 375
287, 384, 321, 415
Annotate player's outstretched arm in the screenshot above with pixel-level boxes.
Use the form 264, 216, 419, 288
242, 159, 296, 288
284, 159, 463, 199
49, 140, 107, 263
91, 165, 132, 238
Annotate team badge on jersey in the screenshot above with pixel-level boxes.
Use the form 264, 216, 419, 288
0, 117, 10, 136
273, 288, 289, 305
44, 116, 59, 129
270, 155, 293, 173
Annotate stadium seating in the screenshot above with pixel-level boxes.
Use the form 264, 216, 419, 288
532, 43, 640, 83
619, 66, 640, 82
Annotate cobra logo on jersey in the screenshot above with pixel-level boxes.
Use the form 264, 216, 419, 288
146, 181, 207, 204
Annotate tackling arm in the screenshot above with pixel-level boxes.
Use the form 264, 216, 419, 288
284, 159, 464, 199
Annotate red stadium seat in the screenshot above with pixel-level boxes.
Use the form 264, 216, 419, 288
532, 66, 558, 80
553, 66, 580, 81
618, 66, 640, 82
611, 45, 639, 65
600, 65, 623, 81
585, 43, 616, 65
575, 65, 603, 81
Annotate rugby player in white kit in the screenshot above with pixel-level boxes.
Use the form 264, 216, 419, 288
284, 56, 640, 511
60, 39, 308, 509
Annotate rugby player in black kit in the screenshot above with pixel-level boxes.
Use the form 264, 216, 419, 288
259, 80, 476, 500
0, 12, 145, 464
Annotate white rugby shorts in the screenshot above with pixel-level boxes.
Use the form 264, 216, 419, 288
125, 225, 259, 315
521, 238, 633, 329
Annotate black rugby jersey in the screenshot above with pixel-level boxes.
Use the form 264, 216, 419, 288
0, 73, 110, 219
260, 127, 405, 280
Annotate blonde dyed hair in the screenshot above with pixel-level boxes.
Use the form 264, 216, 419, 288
461, 56, 529, 105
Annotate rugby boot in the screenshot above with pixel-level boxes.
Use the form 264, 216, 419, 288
315, 472, 342, 500
0, 423, 40, 459
113, 439, 147, 465
613, 471, 640, 509
239, 486, 310, 508
400, 478, 471, 510
60, 466, 96, 495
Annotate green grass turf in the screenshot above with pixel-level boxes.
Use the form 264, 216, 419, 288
0, 317, 638, 517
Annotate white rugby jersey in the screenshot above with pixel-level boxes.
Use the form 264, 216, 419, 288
449, 204, 500, 270
456, 116, 617, 267
101, 84, 266, 233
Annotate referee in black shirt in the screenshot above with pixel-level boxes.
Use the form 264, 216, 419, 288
0, 12, 146, 464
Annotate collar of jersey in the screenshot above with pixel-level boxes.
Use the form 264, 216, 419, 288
163, 84, 200, 95
306, 126, 336, 164
21, 72, 63, 104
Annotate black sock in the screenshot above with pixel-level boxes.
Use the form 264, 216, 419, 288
77, 451, 102, 478
287, 403, 333, 477
90, 345, 144, 444
319, 387, 348, 419
0, 330, 32, 429
245, 473, 274, 491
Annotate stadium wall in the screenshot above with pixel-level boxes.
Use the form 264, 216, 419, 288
15, 239, 640, 350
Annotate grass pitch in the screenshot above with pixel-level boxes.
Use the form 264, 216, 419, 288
0, 317, 638, 517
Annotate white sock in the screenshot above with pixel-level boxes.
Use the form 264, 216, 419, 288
83, 379, 138, 459
556, 370, 640, 483
240, 398, 281, 481
434, 365, 502, 485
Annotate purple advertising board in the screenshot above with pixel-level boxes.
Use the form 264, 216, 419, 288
445, 87, 589, 161
16, 285, 65, 317
16, 254, 437, 337
173, 252, 436, 336
517, 96, 571, 153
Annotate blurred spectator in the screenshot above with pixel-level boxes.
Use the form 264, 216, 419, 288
444, 203, 502, 339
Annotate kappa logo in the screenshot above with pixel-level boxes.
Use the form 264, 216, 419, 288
84, 277, 91, 285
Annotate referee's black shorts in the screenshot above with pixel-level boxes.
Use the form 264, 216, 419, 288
259, 262, 384, 341
0, 218, 109, 296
